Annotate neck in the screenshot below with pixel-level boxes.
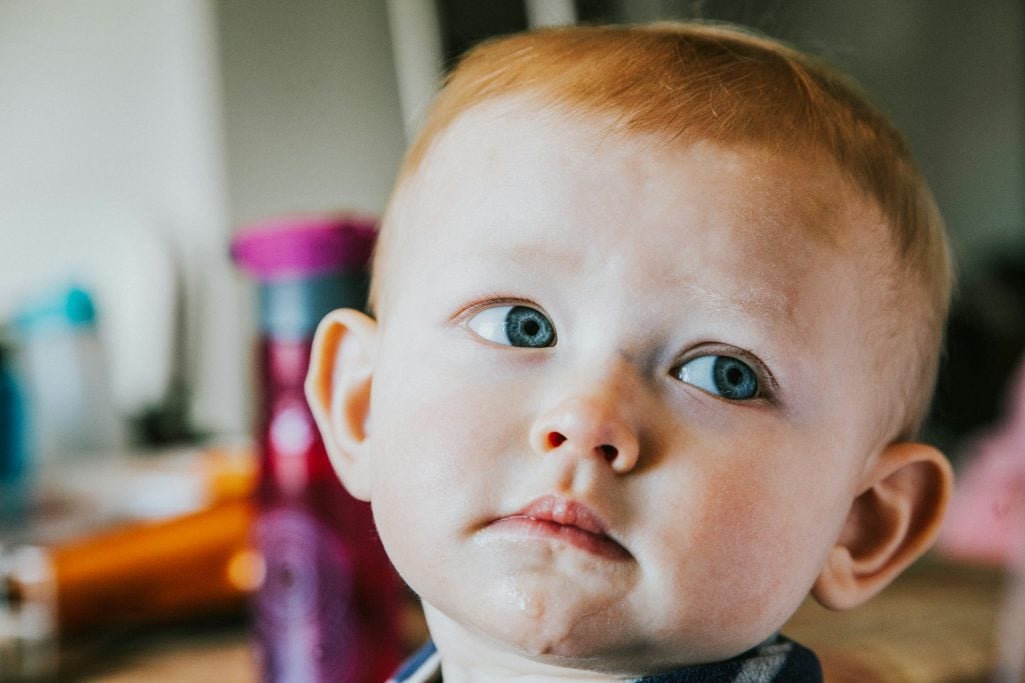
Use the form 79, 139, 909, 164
423, 604, 624, 682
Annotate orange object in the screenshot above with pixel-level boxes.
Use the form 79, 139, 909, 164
197, 446, 259, 506
9, 499, 256, 634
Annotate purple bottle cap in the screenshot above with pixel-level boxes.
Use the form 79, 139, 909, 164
231, 214, 377, 280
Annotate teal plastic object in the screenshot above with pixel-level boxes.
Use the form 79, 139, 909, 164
13, 285, 97, 337
8, 283, 123, 462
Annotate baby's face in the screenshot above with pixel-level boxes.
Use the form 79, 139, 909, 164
367, 99, 895, 671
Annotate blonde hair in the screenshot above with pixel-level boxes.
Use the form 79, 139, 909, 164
373, 22, 952, 436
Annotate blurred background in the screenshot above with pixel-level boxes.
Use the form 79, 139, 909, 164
0, 1, 1022, 681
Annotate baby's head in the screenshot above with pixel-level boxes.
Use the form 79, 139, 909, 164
308, 23, 954, 676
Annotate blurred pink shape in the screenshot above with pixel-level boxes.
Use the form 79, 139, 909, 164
938, 354, 1025, 567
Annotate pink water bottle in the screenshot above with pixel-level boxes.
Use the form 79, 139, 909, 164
232, 216, 402, 682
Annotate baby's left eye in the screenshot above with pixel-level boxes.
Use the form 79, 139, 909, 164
672, 355, 759, 400
466, 305, 556, 348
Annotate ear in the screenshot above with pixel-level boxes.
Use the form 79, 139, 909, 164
812, 442, 953, 610
304, 308, 378, 501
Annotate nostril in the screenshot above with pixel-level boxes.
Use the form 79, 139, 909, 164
547, 432, 567, 449
598, 444, 618, 462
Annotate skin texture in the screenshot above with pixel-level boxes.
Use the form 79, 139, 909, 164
307, 98, 953, 680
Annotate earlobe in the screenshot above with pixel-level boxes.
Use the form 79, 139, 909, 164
304, 308, 379, 501
812, 442, 953, 611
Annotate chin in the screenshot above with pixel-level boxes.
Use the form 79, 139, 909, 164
478, 602, 643, 669
503, 607, 777, 674
506, 630, 680, 678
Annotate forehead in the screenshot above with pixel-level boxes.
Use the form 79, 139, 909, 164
382, 97, 886, 304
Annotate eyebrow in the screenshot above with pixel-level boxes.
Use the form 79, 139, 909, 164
461, 242, 795, 327
682, 281, 795, 327
483, 242, 585, 270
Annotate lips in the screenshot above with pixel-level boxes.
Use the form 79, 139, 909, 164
490, 495, 631, 561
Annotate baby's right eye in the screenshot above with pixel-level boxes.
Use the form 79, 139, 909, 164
466, 305, 556, 348
672, 355, 760, 400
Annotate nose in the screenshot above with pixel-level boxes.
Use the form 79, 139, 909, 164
530, 393, 640, 474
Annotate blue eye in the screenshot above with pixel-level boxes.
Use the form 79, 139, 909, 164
673, 355, 759, 400
466, 305, 556, 348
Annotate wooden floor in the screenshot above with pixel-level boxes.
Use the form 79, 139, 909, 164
70, 555, 1009, 682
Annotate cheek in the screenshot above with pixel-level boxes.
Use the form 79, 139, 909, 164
647, 430, 855, 640
364, 354, 526, 581
728, 443, 851, 565
373, 326, 527, 436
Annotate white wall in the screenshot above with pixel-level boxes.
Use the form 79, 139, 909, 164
0, 0, 244, 436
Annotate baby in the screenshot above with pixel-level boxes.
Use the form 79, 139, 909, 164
306, 22, 954, 681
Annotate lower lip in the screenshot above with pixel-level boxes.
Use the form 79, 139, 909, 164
489, 516, 631, 561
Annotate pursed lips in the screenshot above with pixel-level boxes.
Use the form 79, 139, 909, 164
489, 494, 633, 561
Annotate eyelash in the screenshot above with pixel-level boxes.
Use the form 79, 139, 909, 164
453, 295, 540, 321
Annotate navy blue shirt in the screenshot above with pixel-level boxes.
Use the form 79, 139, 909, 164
388, 634, 823, 682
